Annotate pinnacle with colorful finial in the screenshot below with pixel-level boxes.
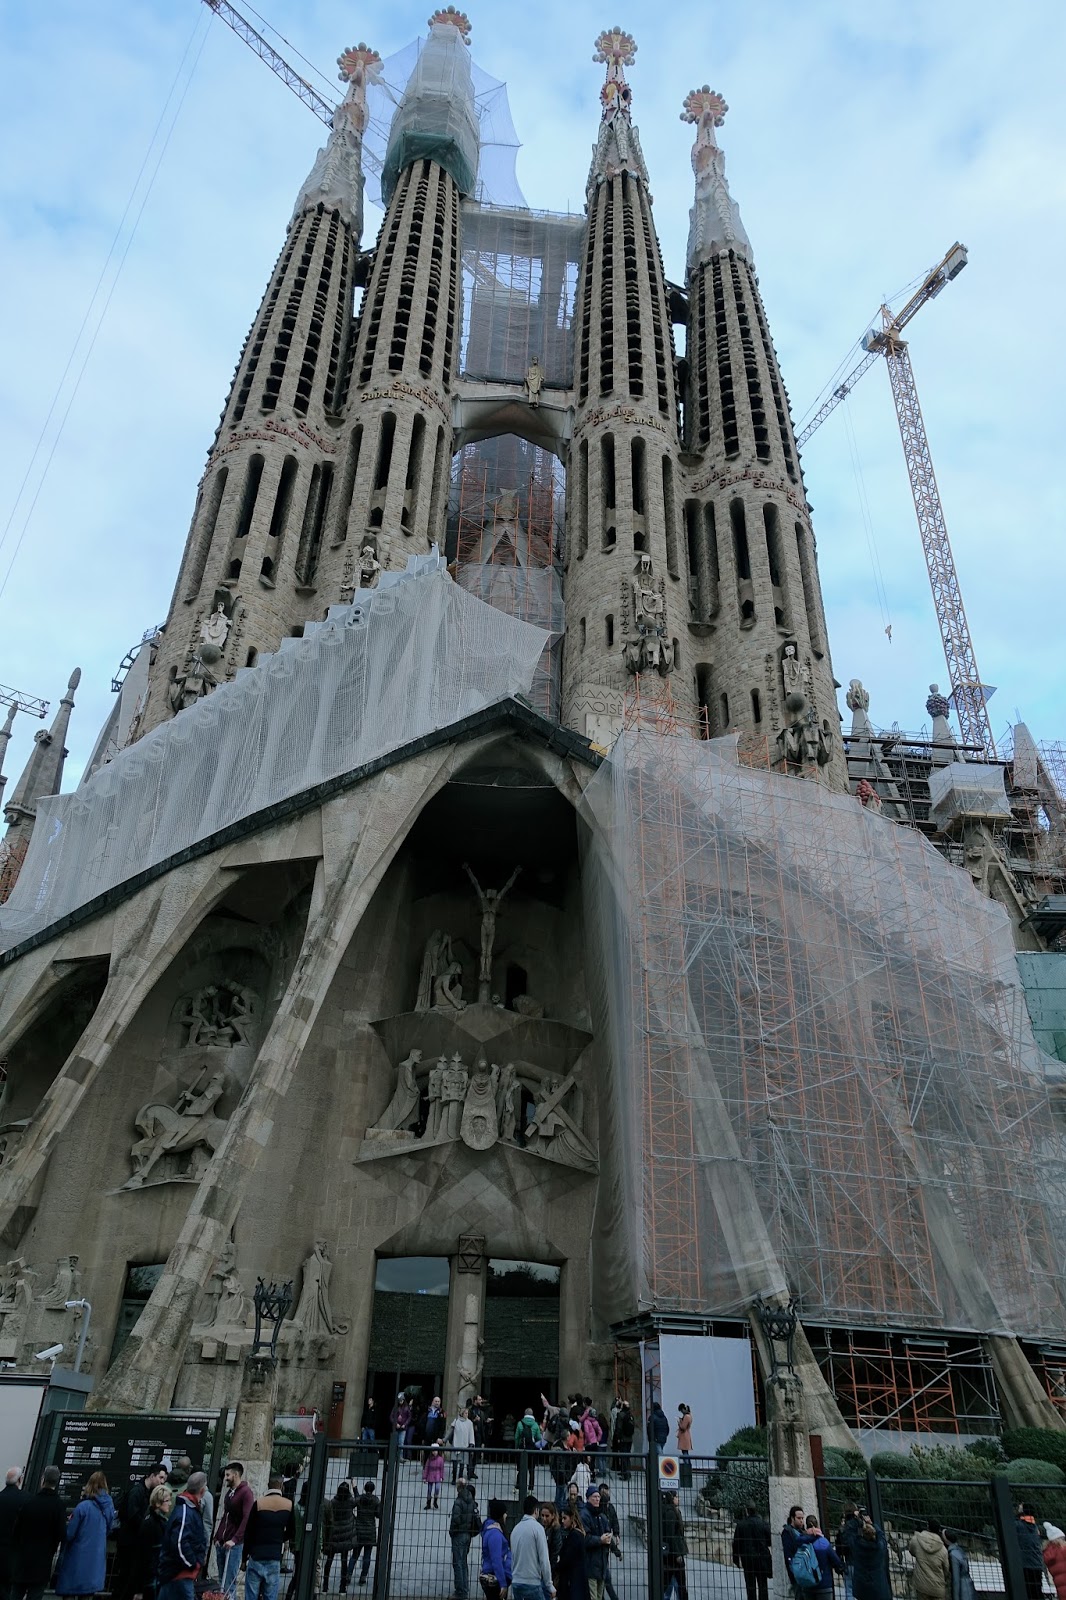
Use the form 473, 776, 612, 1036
337, 43, 382, 134
594, 27, 636, 123
682, 82, 752, 268
429, 7, 472, 43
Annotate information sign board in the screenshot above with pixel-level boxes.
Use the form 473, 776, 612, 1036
51, 1413, 213, 1509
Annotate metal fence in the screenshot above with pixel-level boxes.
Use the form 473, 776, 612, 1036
286, 1441, 768, 1600
817, 1469, 1066, 1600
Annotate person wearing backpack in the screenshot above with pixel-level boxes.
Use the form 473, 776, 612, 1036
802, 1515, 846, 1600
449, 1478, 482, 1600
514, 1408, 544, 1493
781, 1506, 817, 1597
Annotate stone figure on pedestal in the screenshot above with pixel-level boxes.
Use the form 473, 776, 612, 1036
524, 355, 544, 408
496, 1063, 517, 1143
463, 864, 520, 1004
376, 1049, 423, 1132
40, 1255, 79, 1311
198, 604, 231, 666
359, 543, 381, 589
441, 1055, 469, 1140
427, 1057, 445, 1139
290, 1240, 349, 1339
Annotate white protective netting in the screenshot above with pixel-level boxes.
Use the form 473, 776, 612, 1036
584, 728, 1066, 1338
0, 560, 547, 954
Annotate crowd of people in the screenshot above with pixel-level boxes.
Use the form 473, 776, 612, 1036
776, 1496, 1066, 1600
0, 1455, 294, 1600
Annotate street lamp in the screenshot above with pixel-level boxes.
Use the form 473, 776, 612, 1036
753, 1294, 799, 1381
64, 1300, 92, 1373
248, 1278, 293, 1384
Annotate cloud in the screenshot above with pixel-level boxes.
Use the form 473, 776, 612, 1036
0, 0, 1062, 798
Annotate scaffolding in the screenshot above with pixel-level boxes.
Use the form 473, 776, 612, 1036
585, 729, 1066, 1339
459, 202, 584, 387
808, 1327, 1000, 1436
449, 437, 564, 721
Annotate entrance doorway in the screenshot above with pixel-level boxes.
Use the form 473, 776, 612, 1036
366, 1256, 449, 1438
483, 1259, 560, 1443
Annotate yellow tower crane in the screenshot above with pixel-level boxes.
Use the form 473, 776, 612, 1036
797, 243, 997, 758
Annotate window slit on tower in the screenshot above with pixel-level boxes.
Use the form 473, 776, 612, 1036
731, 498, 754, 624
233, 455, 264, 545
631, 437, 647, 552
262, 212, 321, 413
711, 259, 738, 457
577, 438, 589, 558
599, 180, 615, 396
662, 456, 679, 577
763, 503, 788, 628
295, 461, 333, 587
622, 177, 643, 395
184, 465, 228, 601
602, 435, 616, 550
267, 457, 298, 564
331, 426, 362, 546
730, 258, 770, 461
796, 521, 826, 656
403, 414, 426, 532
294, 211, 338, 416
695, 663, 714, 740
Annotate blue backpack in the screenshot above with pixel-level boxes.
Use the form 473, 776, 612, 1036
791, 1543, 821, 1590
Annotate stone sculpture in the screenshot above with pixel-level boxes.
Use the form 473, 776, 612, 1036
524, 355, 544, 407
179, 984, 257, 1048
124, 1069, 227, 1189
0, 1259, 35, 1356
460, 1055, 500, 1150
364, 1050, 595, 1168
624, 557, 673, 675
40, 1254, 79, 1311
358, 543, 381, 589
376, 1049, 423, 1131
290, 1240, 349, 1338
781, 643, 803, 699
463, 864, 521, 1003
416, 931, 466, 1012
198, 603, 231, 665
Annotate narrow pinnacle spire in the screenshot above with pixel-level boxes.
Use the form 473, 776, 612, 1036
290, 42, 382, 232
588, 28, 648, 191
682, 86, 752, 271
4, 668, 81, 826
0, 704, 16, 805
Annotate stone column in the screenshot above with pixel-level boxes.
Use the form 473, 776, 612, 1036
765, 1373, 816, 1600
229, 1359, 279, 1498
445, 1236, 486, 1419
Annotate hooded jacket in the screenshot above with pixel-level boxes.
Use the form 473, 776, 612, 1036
158, 1492, 209, 1583
55, 1491, 116, 1596
909, 1530, 950, 1599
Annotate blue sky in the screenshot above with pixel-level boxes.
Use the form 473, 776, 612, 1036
0, 0, 1063, 790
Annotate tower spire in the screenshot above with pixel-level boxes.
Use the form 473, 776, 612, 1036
289, 43, 381, 232
3, 668, 80, 854
681, 87, 752, 270
0, 704, 16, 806
588, 28, 648, 191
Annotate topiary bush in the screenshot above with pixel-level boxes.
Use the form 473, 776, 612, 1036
870, 1450, 922, 1479
717, 1424, 768, 1459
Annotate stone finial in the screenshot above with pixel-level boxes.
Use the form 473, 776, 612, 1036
336, 43, 382, 135
926, 682, 957, 767
683, 83, 752, 272
926, 683, 951, 721
594, 28, 636, 124
428, 7, 472, 43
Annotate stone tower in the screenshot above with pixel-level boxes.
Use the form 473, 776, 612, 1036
1, 669, 80, 883
562, 29, 697, 742
679, 88, 845, 785
141, 42, 381, 733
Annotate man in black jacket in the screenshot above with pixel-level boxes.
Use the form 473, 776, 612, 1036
449, 1479, 482, 1600
158, 1472, 209, 1600
611, 1403, 635, 1480
0, 1467, 27, 1595
114, 1461, 167, 1600
10, 1466, 66, 1600
733, 1505, 773, 1600
1016, 1504, 1045, 1600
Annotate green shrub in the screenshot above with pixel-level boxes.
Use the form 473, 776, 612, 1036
870, 1450, 921, 1479
1002, 1429, 1066, 1476
717, 1424, 768, 1459
965, 1438, 1005, 1465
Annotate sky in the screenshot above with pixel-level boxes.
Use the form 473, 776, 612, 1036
1, 0, 1064, 793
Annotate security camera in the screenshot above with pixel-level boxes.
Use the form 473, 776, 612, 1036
34, 1344, 64, 1361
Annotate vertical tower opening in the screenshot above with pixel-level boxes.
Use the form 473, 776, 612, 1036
184, 465, 228, 602
332, 425, 363, 546
730, 258, 770, 462
599, 180, 615, 396
605, 614, 615, 647
763, 502, 788, 628
695, 662, 714, 739
295, 461, 334, 587
795, 520, 826, 657
631, 437, 647, 552
233, 454, 265, 546
662, 456, 678, 577
267, 457, 299, 562
576, 439, 589, 558
403, 414, 427, 533
263, 212, 322, 412
602, 435, 616, 551
711, 259, 738, 458
621, 176, 643, 396
731, 498, 754, 625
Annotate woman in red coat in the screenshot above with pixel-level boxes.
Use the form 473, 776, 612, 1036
1043, 1525, 1066, 1600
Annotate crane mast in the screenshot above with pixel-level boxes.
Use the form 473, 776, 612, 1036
798, 243, 996, 759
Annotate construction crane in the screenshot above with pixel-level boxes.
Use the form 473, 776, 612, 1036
201, 0, 387, 179
797, 243, 997, 759
0, 684, 48, 720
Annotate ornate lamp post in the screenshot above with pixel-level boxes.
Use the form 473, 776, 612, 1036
248, 1277, 293, 1384
753, 1294, 799, 1381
